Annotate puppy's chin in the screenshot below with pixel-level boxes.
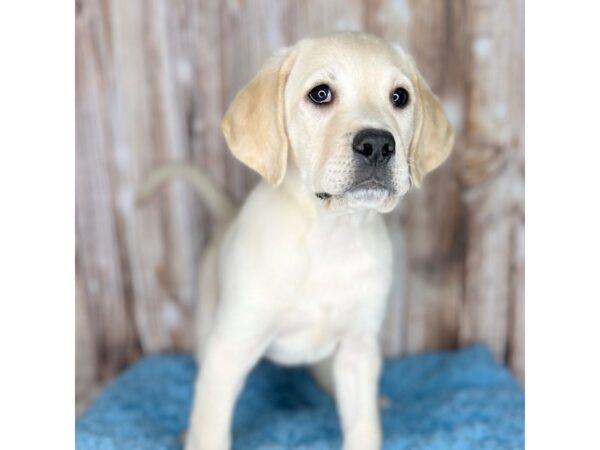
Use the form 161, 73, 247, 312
319, 189, 401, 214
347, 187, 390, 210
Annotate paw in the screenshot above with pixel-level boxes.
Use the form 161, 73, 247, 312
184, 431, 230, 450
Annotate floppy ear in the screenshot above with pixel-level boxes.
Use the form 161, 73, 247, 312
221, 48, 296, 186
408, 63, 455, 186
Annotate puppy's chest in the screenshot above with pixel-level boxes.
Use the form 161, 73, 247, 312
265, 220, 391, 365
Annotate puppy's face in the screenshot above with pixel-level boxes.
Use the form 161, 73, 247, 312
222, 32, 454, 213
285, 34, 417, 212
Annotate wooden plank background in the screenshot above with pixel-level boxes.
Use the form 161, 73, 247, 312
76, 0, 524, 404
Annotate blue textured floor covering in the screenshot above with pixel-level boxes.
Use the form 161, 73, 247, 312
76, 345, 524, 449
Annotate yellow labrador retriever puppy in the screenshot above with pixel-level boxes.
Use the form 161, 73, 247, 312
138, 31, 453, 450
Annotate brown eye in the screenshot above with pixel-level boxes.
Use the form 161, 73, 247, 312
308, 84, 333, 105
391, 87, 409, 108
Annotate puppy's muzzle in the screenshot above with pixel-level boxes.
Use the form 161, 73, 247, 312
352, 128, 395, 167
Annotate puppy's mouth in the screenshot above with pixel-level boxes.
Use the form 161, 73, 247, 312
315, 179, 392, 204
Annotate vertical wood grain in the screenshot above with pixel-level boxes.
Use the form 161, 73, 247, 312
108, 0, 207, 353
76, 0, 141, 387
75, 266, 98, 404
75, 0, 525, 402
457, 0, 524, 363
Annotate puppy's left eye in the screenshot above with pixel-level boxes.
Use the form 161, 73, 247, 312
308, 84, 333, 105
391, 87, 409, 108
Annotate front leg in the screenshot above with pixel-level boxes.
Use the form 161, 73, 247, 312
185, 325, 272, 450
333, 333, 382, 450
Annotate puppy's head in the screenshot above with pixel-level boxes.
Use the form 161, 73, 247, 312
222, 32, 454, 213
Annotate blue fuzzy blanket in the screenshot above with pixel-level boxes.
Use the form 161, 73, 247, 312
76, 346, 524, 450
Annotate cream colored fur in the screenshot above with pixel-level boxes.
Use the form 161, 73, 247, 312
139, 32, 453, 450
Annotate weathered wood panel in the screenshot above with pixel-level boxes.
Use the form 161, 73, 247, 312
75, 0, 525, 403
76, 0, 141, 381
456, 0, 525, 365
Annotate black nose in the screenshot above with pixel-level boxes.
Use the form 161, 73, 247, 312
352, 129, 395, 166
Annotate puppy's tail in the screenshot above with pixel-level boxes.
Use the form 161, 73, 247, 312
136, 162, 239, 222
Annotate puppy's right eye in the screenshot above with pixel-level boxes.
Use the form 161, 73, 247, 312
308, 84, 333, 105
